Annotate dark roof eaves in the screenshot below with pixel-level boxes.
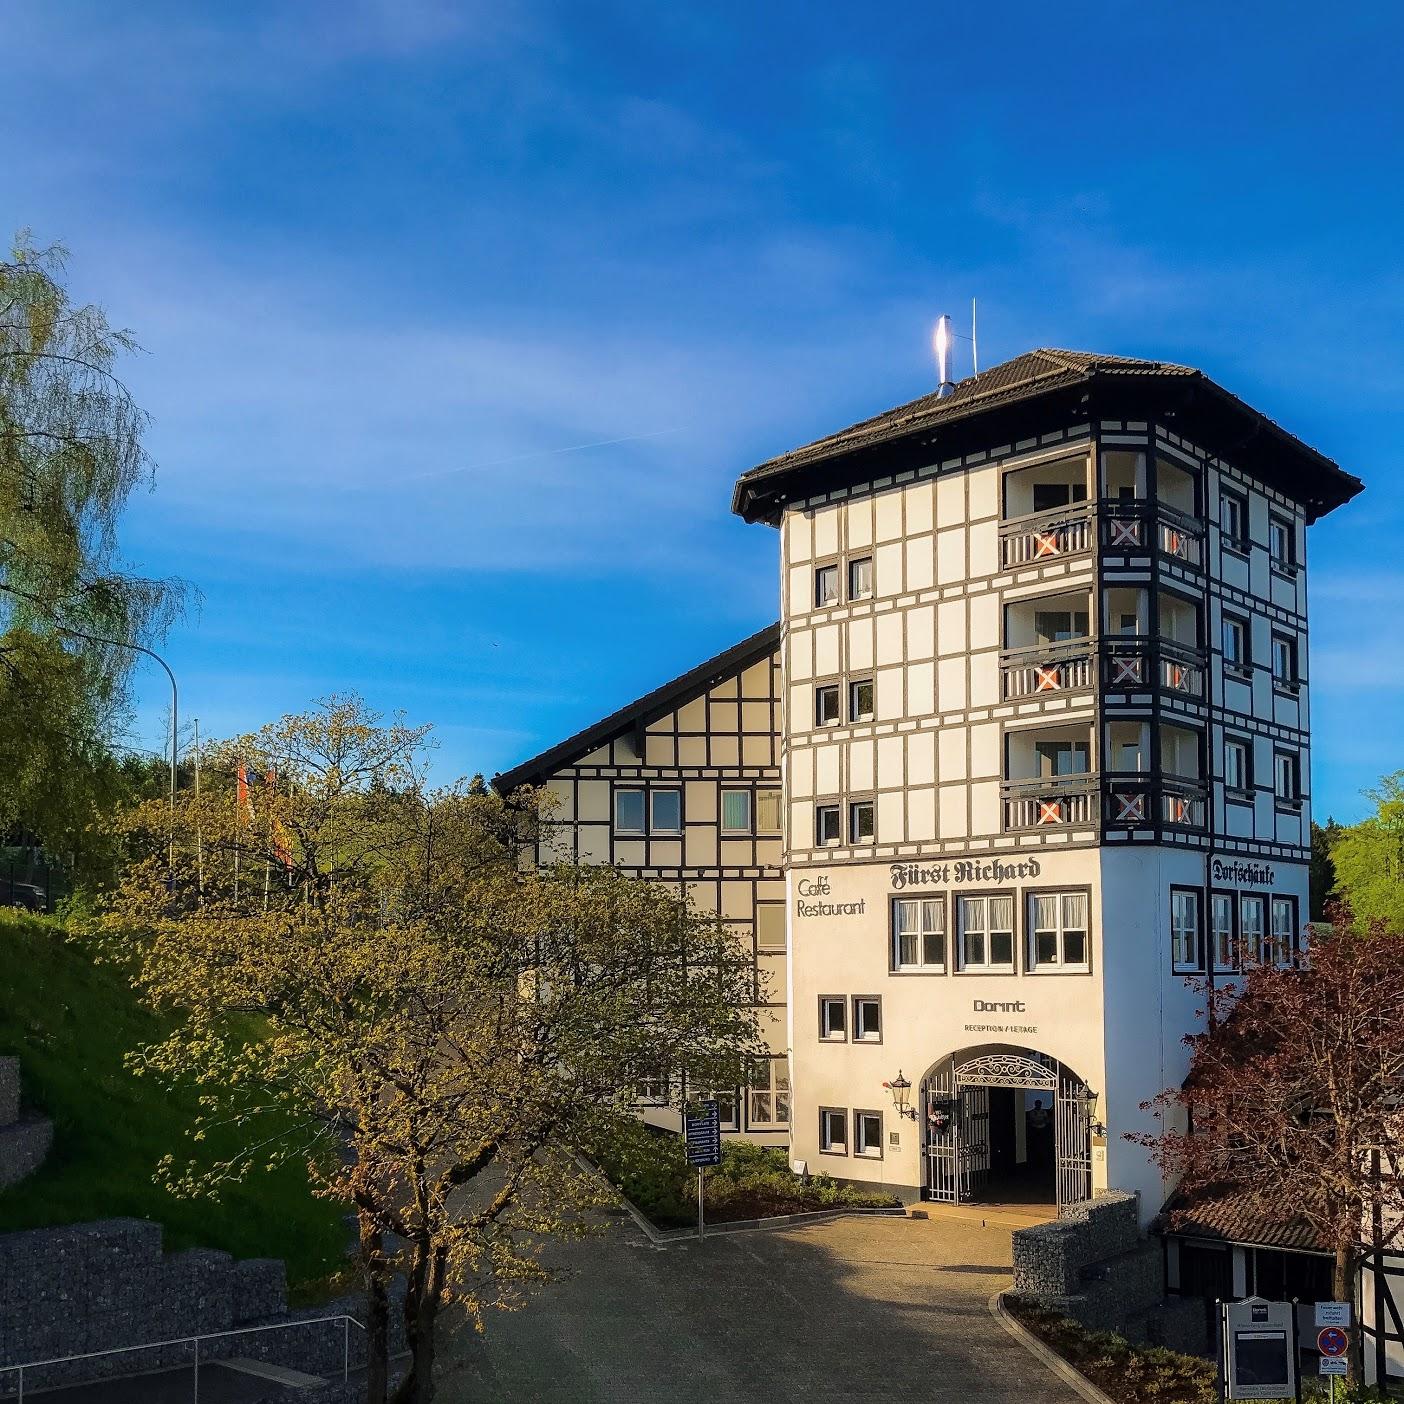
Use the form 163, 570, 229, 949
492, 622, 781, 795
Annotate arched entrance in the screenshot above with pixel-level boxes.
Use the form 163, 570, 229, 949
921, 1045, 1093, 1208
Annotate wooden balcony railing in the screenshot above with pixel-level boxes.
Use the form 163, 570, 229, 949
1102, 775, 1208, 830
1000, 503, 1094, 568
1003, 775, 1209, 833
1100, 502, 1204, 568
1101, 638, 1206, 699
1001, 639, 1095, 699
1001, 776, 1099, 831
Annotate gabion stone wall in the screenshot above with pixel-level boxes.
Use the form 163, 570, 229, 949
0, 1057, 53, 1190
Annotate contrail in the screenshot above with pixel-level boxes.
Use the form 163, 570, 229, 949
403, 427, 684, 482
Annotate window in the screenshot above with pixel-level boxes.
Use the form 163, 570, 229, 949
1035, 739, 1090, 777
816, 804, 841, 846
848, 556, 873, 601
1272, 634, 1298, 690
1224, 737, 1251, 793
1034, 609, 1089, 643
1222, 614, 1249, 672
1271, 897, 1298, 966
814, 564, 839, 608
1028, 891, 1090, 971
819, 996, 846, 1041
1220, 490, 1248, 549
852, 997, 881, 1042
957, 894, 1015, 971
635, 1069, 668, 1105
614, 788, 646, 833
1032, 481, 1087, 511
1117, 611, 1139, 635
1241, 895, 1266, 964
756, 790, 782, 834
849, 678, 875, 722
650, 788, 681, 833
747, 1058, 790, 1127
816, 684, 840, 726
756, 903, 785, 951
892, 897, 947, 971
820, 1107, 847, 1154
849, 800, 875, 843
853, 1110, 883, 1159
1171, 888, 1203, 972
711, 1087, 740, 1132
721, 789, 752, 833
1269, 514, 1296, 571
1211, 891, 1238, 971
1275, 751, 1301, 804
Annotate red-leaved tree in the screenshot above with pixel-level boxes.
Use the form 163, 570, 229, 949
1139, 910, 1404, 1381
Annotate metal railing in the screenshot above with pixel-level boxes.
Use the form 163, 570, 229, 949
0, 1312, 364, 1403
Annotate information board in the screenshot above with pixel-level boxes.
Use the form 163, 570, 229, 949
685, 1100, 722, 1167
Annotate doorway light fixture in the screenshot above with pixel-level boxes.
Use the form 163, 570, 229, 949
883, 1070, 917, 1120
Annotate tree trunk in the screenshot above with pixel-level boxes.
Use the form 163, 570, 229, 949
359, 1209, 391, 1404
391, 1241, 443, 1404
1334, 1239, 1362, 1383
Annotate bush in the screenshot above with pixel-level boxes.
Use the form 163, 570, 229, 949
586, 1120, 899, 1229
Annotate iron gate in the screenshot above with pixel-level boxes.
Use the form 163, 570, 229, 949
922, 1050, 1093, 1209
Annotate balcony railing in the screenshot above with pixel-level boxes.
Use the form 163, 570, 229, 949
1000, 503, 1094, 568
1002, 775, 1099, 831
1002, 775, 1208, 832
1001, 639, 1095, 699
1100, 502, 1204, 568
1101, 638, 1206, 699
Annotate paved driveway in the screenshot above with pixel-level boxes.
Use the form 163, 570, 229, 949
442, 1207, 1079, 1403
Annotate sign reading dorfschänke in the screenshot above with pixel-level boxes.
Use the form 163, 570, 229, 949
1210, 857, 1277, 889
890, 858, 1042, 889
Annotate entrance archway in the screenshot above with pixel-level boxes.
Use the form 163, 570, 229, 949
921, 1045, 1093, 1209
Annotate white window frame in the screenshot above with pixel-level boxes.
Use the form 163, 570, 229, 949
816, 804, 841, 847
1274, 750, 1300, 804
756, 902, 786, 952
849, 677, 875, 723
1171, 887, 1203, 972
957, 893, 1016, 972
849, 799, 875, 843
1211, 891, 1238, 972
747, 1057, 790, 1128
1223, 613, 1249, 671
1269, 514, 1295, 571
756, 789, 782, 834
819, 996, 847, 1041
891, 897, 947, 972
820, 1106, 847, 1154
1027, 890, 1090, 972
814, 564, 839, 608
614, 787, 646, 834
852, 996, 882, 1043
1241, 894, 1267, 965
649, 787, 682, 834
853, 1109, 883, 1160
1224, 736, 1251, 793
721, 788, 753, 834
634, 1069, 669, 1106
1220, 489, 1247, 549
815, 683, 840, 727
1270, 896, 1297, 966
848, 555, 874, 602
1271, 633, 1298, 690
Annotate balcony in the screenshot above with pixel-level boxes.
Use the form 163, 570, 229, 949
1001, 639, 1095, 699
1002, 774, 1209, 833
1000, 503, 1094, 569
1100, 501, 1204, 568
1101, 637, 1206, 699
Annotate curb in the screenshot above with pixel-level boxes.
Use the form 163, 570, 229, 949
572, 1152, 905, 1249
987, 1290, 1118, 1404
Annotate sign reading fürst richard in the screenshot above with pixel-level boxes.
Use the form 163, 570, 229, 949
890, 858, 1042, 889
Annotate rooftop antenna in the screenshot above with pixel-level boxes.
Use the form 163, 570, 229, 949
971, 297, 979, 375
933, 315, 955, 398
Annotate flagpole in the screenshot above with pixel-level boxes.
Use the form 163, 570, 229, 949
193, 719, 203, 900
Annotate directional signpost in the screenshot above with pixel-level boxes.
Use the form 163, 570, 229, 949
684, 1100, 722, 1241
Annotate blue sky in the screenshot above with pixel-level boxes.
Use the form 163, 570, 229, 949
5, 2, 1402, 820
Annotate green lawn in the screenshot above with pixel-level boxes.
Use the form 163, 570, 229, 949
0, 911, 348, 1288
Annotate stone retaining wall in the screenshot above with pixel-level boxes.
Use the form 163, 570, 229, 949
0, 1057, 52, 1189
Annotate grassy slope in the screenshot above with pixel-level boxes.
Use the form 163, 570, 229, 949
0, 911, 347, 1287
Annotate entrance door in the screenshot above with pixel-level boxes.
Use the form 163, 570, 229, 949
959, 1087, 991, 1199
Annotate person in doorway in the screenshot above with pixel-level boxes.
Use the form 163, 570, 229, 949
1026, 1097, 1053, 1169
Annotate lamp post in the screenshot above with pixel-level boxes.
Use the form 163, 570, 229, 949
884, 1070, 918, 1120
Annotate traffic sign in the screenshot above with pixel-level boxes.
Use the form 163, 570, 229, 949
1317, 1326, 1348, 1358
1315, 1301, 1351, 1329
685, 1100, 722, 1168
1319, 1358, 1347, 1377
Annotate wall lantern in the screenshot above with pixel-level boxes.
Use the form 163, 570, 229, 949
1078, 1084, 1106, 1138
883, 1070, 917, 1120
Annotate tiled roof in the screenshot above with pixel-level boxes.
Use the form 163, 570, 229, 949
1158, 1187, 1329, 1254
731, 347, 1362, 525
492, 622, 780, 794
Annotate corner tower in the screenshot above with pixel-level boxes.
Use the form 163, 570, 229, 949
733, 349, 1361, 1219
